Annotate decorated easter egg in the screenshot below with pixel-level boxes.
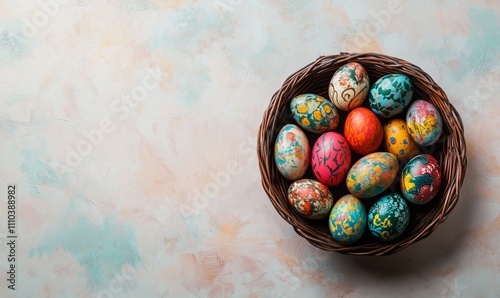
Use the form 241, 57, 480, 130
401, 154, 442, 205
290, 94, 340, 134
329, 194, 367, 244
328, 62, 370, 111
383, 118, 420, 164
368, 193, 410, 241
346, 152, 399, 199
288, 179, 334, 220
311, 132, 351, 186
406, 100, 443, 146
274, 124, 310, 180
369, 74, 414, 118
344, 107, 383, 155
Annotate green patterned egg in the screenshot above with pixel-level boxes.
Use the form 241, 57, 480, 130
369, 74, 414, 118
290, 94, 339, 134
368, 193, 410, 241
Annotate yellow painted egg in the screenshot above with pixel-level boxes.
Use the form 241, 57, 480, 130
383, 119, 420, 165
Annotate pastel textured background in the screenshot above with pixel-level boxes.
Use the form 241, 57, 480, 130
0, 0, 499, 297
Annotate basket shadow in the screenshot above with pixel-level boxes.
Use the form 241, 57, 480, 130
329, 160, 474, 278
261, 53, 468, 260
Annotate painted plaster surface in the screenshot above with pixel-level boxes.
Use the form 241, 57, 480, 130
0, 0, 499, 297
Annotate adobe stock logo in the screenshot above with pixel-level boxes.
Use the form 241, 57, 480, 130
50, 66, 163, 175
213, 0, 242, 12
22, 0, 69, 39
180, 136, 256, 217
460, 72, 498, 117
344, 0, 402, 51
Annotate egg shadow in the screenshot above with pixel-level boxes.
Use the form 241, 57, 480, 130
328, 153, 476, 278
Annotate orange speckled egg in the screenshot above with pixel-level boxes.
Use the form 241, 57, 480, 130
344, 107, 383, 155
383, 119, 420, 165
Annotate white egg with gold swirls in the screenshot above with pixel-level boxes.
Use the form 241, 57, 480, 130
328, 62, 370, 111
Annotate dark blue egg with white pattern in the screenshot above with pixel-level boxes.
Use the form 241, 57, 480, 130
368, 193, 410, 241
369, 74, 414, 118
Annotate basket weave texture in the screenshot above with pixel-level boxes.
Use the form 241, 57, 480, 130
257, 52, 467, 256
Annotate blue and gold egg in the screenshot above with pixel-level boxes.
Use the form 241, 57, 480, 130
346, 152, 399, 199
290, 94, 340, 134
329, 194, 367, 244
383, 118, 420, 165
368, 193, 410, 241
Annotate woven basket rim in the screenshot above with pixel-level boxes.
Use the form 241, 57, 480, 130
257, 52, 467, 256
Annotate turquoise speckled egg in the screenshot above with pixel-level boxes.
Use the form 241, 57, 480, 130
346, 152, 399, 199
406, 100, 443, 146
369, 74, 414, 118
290, 94, 340, 134
274, 124, 310, 180
329, 194, 367, 244
368, 193, 410, 241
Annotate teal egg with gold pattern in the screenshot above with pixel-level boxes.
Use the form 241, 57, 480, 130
329, 194, 366, 244
290, 94, 340, 134
369, 74, 414, 118
368, 193, 410, 241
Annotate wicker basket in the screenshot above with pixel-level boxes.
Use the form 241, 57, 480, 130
257, 52, 467, 256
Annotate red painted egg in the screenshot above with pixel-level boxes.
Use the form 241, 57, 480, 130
288, 179, 334, 220
344, 107, 383, 155
311, 132, 351, 186
401, 154, 442, 205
